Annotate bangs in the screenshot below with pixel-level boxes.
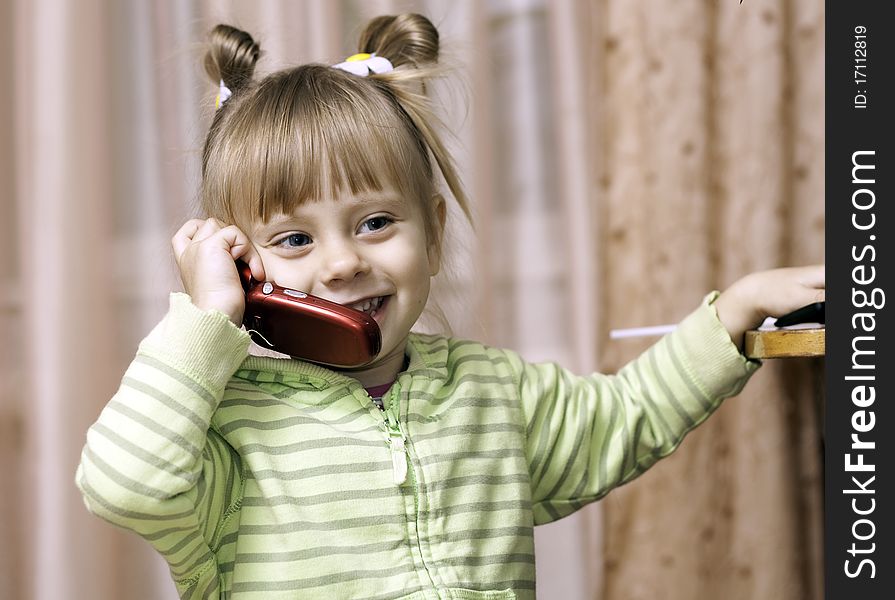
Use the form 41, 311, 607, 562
203, 65, 433, 226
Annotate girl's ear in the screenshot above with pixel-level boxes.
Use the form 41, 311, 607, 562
427, 194, 447, 276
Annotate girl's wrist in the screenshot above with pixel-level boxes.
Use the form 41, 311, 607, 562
191, 292, 244, 326
713, 276, 763, 351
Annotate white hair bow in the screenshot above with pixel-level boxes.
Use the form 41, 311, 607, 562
215, 79, 232, 109
331, 53, 394, 76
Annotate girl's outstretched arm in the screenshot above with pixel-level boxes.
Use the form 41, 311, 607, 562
512, 292, 759, 522
713, 265, 825, 350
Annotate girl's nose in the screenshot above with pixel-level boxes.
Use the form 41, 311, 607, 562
320, 239, 369, 285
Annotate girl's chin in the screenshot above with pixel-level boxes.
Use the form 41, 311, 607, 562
339, 335, 408, 378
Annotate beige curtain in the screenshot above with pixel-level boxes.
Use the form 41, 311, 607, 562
2, 1, 822, 599
591, 1, 825, 599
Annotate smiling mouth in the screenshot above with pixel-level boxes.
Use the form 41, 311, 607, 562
348, 296, 386, 317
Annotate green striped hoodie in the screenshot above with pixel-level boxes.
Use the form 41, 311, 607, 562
76, 292, 758, 599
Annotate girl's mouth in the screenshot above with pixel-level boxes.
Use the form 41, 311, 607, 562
349, 296, 387, 319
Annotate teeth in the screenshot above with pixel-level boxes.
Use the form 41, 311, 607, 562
350, 297, 383, 314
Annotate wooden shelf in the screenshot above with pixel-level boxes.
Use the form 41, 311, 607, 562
744, 328, 825, 359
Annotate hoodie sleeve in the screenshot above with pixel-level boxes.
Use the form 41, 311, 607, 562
510, 293, 760, 524
76, 293, 251, 596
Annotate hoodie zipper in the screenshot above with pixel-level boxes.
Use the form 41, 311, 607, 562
380, 383, 436, 589
384, 387, 408, 485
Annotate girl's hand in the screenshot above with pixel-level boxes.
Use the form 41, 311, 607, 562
171, 218, 266, 325
713, 265, 825, 351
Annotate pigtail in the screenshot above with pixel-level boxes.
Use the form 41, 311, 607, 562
358, 14, 473, 224
204, 24, 261, 96
359, 14, 439, 68
200, 24, 262, 221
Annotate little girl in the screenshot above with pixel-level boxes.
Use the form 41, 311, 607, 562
77, 13, 824, 600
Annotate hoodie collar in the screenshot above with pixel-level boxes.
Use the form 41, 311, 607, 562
234, 332, 450, 390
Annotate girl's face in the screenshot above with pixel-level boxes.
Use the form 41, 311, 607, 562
247, 189, 441, 381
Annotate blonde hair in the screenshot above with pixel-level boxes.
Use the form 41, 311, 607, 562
200, 14, 470, 257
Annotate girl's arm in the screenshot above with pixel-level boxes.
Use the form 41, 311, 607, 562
76, 293, 251, 596
515, 293, 755, 523
76, 219, 263, 594
515, 265, 824, 524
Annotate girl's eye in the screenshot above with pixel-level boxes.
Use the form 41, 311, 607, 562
276, 233, 312, 248
359, 216, 393, 234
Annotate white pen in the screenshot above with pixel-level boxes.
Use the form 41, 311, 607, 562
609, 324, 678, 340
611, 317, 824, 340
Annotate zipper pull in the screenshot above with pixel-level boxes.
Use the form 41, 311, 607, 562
384, 390, 407, 485
389, 431, 408, 485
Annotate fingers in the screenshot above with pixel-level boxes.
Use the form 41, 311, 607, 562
171, 219, 205, 262
786, 265, 825, 314
171, 217, 266, 280
795, 265, 824, 303
218, 225, 266, 281
246, 253, 266, 282
172, 218, 225, 260
195, 217, 226, 242
796, 264, 825, 289
172, 218, 233, 256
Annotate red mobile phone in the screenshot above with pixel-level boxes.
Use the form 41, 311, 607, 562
236, 260, 381, 367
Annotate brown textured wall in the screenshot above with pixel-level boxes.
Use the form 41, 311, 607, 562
593, 1, 824, 599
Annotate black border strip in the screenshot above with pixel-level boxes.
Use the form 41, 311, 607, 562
825, 2, 892, 598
